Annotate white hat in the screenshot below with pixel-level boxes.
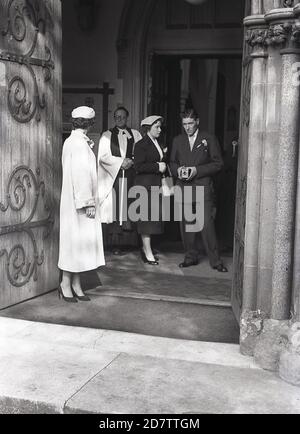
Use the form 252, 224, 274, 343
141, 115, 163, 126
71, 106, 95, 119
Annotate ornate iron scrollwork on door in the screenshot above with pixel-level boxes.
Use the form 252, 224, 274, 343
0, 166, 54, 287
0, 0, 54, 123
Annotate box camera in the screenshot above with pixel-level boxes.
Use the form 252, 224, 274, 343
181, 167, 191, 180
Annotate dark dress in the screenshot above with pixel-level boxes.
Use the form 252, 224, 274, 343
134, 135, 166, 235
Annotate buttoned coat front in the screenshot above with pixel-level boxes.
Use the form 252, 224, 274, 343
133, 134, 166, 235
58, 130, 105, 273
134, 134, 167, 189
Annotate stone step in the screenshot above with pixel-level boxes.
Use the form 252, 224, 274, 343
1, 318, 300, 414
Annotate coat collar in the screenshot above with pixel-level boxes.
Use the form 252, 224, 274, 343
72, 129, 94, 149
184, 130, 208, 152
184, 128, 200, 152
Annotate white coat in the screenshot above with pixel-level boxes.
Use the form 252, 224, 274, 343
97, 128, 142, 223
58, 129, 105, 273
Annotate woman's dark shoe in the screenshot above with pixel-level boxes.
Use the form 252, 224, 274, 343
58, 286, 78, 303
71, 288, 91, 302
141, 250, 159, 266
213, 264, 228, 273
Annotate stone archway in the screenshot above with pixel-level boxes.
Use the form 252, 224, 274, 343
117, 0, 300, 385
239, 0, 300, 386
117, 0, 247, 317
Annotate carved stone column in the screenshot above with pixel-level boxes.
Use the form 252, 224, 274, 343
240, 1, 300, 386
251, 0, 262, 14
251, 6, 300, 381
242, 16, 268, 312
267, 9, 300, 320
277, 1, 300, 384
292, 2, 300, 323
254, 0, 300, 319
256, 37, 282, 313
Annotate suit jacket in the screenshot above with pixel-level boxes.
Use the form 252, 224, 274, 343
134, 135, 167, 189
170, 130, 223, 202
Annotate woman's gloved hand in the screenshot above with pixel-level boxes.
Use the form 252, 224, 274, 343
158, 162, 167, 174
86, 206, 96, 219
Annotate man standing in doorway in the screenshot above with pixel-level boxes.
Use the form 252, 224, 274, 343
98, 107, 142, 255
170, 108, 228, 272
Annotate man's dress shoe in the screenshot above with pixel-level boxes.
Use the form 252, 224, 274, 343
179, 260, 198, 268
213, 264, 228, 273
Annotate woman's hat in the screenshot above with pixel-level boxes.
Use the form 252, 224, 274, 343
71, 106, 95, 119
141, 115, 163, 126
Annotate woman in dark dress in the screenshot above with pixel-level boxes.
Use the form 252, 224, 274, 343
134, 116, 167, 265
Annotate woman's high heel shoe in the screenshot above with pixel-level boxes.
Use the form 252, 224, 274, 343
71, 288, 91, 302
141, 249, 159, 266
58, 286, 78, 303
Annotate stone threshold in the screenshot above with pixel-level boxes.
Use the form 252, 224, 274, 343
0, 317, 249, 368
89, 288, 231, 307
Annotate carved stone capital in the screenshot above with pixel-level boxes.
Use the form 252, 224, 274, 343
245, 28, 268, 47
291, 21, 300, 43
244, 16, 268, 55
265, 22, 292, 46
244, 8, 300, 52
245, 21, 300, 52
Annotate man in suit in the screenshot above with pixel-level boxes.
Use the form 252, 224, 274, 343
170, 108, 228, 272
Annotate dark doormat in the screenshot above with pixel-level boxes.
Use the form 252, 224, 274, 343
0, 289, 239, 344
1, 251, 239, 344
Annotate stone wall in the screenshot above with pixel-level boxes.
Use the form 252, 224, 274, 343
62, 0, 126, 131
240, 0, 300, 386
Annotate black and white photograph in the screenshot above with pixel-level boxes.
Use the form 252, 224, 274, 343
0, 0, 300, 418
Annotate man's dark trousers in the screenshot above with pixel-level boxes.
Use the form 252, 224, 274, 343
180, 199, 222, 268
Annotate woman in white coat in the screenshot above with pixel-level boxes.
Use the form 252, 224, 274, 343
58, 106, 105, 302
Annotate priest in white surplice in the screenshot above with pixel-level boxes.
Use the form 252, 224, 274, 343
97, 107, 142, 255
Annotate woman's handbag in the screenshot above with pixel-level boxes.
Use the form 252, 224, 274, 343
161, 166, 174, 197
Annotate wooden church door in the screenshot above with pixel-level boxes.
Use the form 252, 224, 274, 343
0, 0, 62, 309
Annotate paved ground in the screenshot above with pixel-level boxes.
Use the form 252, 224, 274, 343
1, 317, 300, 414
4, 250, 284, 414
